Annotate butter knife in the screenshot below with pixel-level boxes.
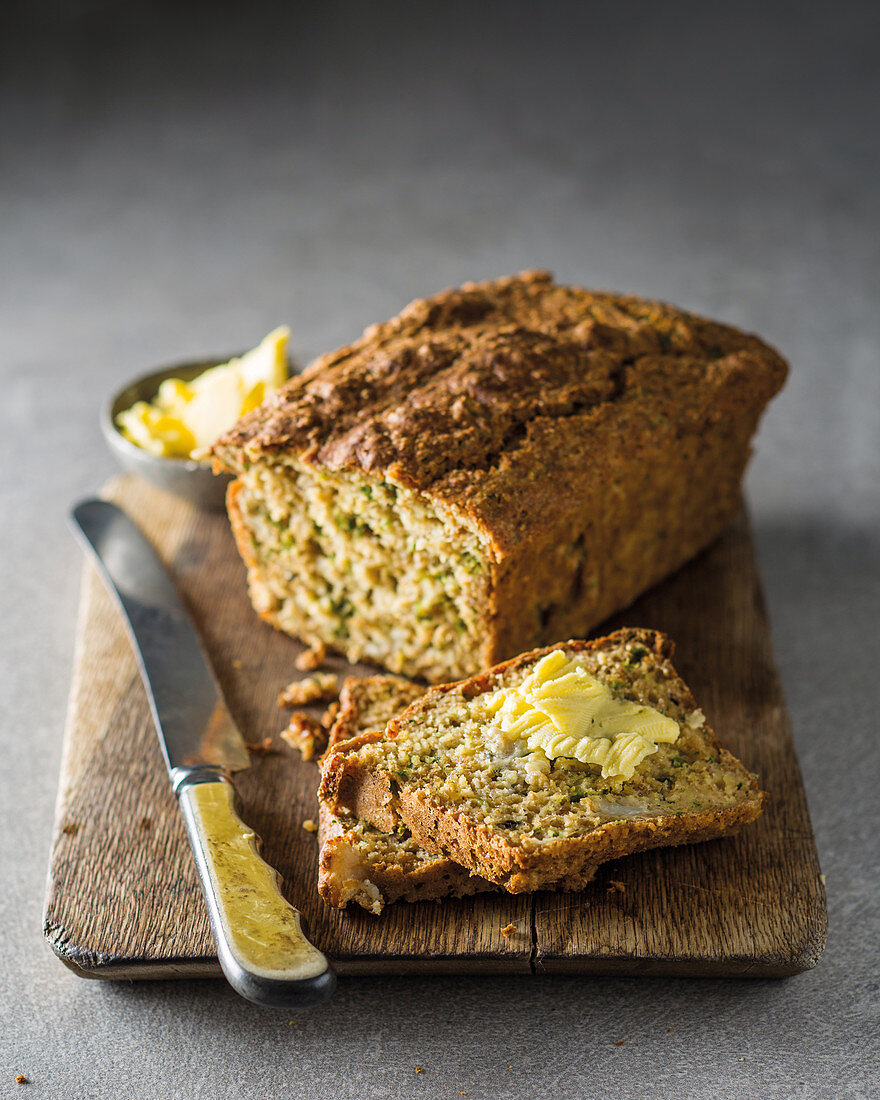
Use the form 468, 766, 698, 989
70, 499, 335, 1008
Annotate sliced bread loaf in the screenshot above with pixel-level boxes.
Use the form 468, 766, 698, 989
320, 629, 765, 893
318, 675, 496, 913
213, 271, 787, 683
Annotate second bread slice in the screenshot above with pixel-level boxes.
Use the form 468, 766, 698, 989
318, 675, 496, 913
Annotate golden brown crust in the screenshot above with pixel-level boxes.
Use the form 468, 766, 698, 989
213, 270, 787, 556
226, 478, 254, 569
320, 629, 765, 893
398, 776, 761, 892
320, 743, 398, 832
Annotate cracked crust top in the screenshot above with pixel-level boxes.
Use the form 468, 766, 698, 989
212, 270, 787, 552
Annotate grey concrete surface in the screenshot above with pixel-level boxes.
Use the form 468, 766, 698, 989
2, 2, 878, 1096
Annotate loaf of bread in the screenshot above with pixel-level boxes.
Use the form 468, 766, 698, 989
318, 674, 496, 913
319, 629, 765, 893
212, 271, 787, 683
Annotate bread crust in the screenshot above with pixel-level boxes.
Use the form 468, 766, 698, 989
397, 770, 761, 892
214, 272, 787, 545
214, 272, 787, 682
319, 629, 765, 893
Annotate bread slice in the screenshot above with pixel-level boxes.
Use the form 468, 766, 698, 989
213, 271, 787, 683
318, 675, 496, 913
320, 629, 765, 893
324, 674, 425, 754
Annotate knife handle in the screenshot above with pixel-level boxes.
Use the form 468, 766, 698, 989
176, 770, 335, 1008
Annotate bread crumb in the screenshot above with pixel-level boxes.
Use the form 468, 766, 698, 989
278, 672, 339, 708
280, 714, 328, 761
667, 1027, 674, 1032
302, 819, 318, 833
415, 1066, 423, 1074
296, 642, 327, 671
231, 659, 243, 670
613, 1039, 626, 1046
321, 700, 340, 730
15, 1075, 28, 1084
607, 880, 626, 894
139, 817, 151, 831
819, 873, 827, 885
247, 737, 277, 756
62, 823, 79, 836
501, 923, 518, 937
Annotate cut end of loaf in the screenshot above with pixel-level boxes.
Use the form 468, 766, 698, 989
226, 460, 493, 682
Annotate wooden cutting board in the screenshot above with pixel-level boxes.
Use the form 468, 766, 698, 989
43, 475, 826, 979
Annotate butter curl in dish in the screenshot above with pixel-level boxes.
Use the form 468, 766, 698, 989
102, 328, 290, 510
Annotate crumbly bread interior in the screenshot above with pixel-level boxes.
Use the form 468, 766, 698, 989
321, 630, 764, 892
231, 461, 490, 682
319, 675, 493, 913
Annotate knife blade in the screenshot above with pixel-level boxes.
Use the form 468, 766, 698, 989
70, 498, 335, 1008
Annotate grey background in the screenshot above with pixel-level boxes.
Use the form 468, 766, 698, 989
2, 1, 878, 1096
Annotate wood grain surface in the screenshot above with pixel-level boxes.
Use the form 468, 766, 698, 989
43, 476, 826, 979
